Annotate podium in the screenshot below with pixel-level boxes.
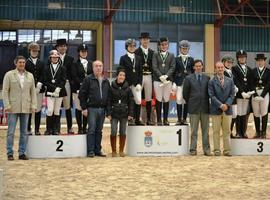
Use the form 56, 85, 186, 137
127, 125, 189, 156
231, 138, 270, 156
0, 169, 2, 200
26, 135, 87, 159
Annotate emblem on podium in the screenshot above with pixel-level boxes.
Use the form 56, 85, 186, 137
144, 130, 153, 147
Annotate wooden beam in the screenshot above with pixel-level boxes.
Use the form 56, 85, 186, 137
215, 0, 249, 27
246, 1, 266, 25
221, 0, 243, 25
104, 0, 124, 24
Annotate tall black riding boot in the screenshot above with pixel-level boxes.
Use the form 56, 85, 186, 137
45, 115, 53, 135
253, 116, 261, 138
35, 111, 41, 135
261, 114, 268, 138
146, 101, 154, 125
75, 109, 83, 134
83, 116, 88, 134
163, 102, 170, 126
66, 108, 74, 134
182, 103, 188, 125
235, 116, 241, 138
156, 101, 162, 126
135, 104, 144, 125
53, 115, 60, 135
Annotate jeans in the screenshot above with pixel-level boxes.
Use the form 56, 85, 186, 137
87, 108, 105, 155
6, 113, 29, 156
111, 118, 128, 136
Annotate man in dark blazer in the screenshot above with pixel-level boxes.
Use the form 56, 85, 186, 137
135, 32, 155, 125
183, 59, 211, 156
56, 38, 74, 134
71, 44, 92, 134
208, 61, 235, 156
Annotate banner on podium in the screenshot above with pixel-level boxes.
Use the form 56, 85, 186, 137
26, 135, 87, 159
127, 126, 189, 156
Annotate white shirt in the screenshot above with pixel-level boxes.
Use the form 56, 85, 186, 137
60, 53, 66, 62
80, 58, 88, 72
30, 57, 38, 65
127, 52, 135, 62
52, 63, 58, 71
240, 64, 246, 71
160, 51, 167, 56
225, 68, 232, 77
180, 53, 189, 62
16, 70, 25, 88
258, 66, 265, 71
140, 46, 148, 55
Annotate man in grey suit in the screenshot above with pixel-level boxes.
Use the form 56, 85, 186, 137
183, 59, 211, 156
208, 61, 235, 156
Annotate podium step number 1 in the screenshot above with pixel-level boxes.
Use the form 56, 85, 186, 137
127, 126, 189, 156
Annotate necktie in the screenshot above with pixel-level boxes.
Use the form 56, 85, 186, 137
198, 74, 201, 83
220, 77, 224, 87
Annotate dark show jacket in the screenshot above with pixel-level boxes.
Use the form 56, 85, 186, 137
71, 59, 93, 93
232, 64, 253, 99
250, 67, 270, 98
25, 58, 46, 93
43, 63, 67, 97
152, 51, 175, 82
61, 54, 74, 82
174, 56, 194, 86
119, 54, 143, 86
135, 47, 154, 75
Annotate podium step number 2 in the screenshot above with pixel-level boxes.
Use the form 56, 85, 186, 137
26, 135, 87, 159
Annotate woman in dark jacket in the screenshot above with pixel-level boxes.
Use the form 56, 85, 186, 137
44, 50, 67, 135
108, 68, 134, 157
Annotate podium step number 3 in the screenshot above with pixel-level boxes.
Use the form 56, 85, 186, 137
231, 139, 270, 156
26, 135, 87, 159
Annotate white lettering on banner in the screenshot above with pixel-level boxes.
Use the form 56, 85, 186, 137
26, 135, 87, 159
231, 139, 270, 155
127, 126, 189, 156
